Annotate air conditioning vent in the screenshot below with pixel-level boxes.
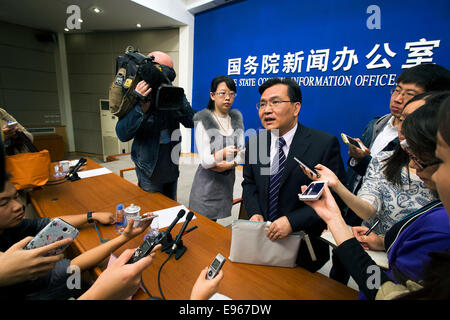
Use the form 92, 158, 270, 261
28, 127, 56, 134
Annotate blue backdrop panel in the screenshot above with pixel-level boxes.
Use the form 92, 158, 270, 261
192, 0, 450, 165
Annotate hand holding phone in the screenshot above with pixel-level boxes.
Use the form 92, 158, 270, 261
341, 133, 365, 150
24, 218, 79, 256
298, 181, 328, 201
138, 214, 158, 222
206, 253, 226, 280
293, 157, 320, 179
7, 121, 18, 128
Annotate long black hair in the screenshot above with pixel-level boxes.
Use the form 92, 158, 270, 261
207, 75, 237, 111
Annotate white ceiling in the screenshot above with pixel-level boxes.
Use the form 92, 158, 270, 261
0, 0, 238, 33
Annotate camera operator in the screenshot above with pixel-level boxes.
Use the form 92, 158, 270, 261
116, 51, 195, 200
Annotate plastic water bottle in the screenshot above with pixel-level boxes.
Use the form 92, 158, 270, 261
144, 215, 160, 241
115, 203, 126, 234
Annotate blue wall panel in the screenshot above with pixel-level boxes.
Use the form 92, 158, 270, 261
192, 0, 450, 164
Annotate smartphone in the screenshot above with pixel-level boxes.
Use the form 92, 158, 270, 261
6, 120, 18, 128
298, 181, 328, 201
206, 253, 226, 280
139, 214, 158, 222
341, 133, 364, 150
293, 157, 319, 178
25, 218, 79, 255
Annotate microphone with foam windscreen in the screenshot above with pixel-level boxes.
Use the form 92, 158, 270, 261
172, 211, 194, 248
164, 209, 186, 235
65, 158, 87, 181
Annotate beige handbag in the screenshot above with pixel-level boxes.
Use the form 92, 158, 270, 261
229, 220, 306, 268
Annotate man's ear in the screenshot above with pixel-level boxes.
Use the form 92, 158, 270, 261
293, 102, 301, 117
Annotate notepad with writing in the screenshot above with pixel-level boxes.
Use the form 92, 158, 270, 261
320, 227, 389, 269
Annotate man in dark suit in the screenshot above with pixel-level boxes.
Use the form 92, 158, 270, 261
242, 78, 345, 272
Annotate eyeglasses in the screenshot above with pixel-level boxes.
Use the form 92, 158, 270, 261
400, 139, 442, 170
256, 100, 292, 111
390, 88, 416, 100
214, 91, 237, 98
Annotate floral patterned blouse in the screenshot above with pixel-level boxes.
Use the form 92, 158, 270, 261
357, 151, 438, 235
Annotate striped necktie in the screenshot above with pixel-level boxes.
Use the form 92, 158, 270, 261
268, 137, 287, 222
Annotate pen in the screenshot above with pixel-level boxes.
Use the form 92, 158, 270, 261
183, 225, 198, 235
364, 220, 380, 236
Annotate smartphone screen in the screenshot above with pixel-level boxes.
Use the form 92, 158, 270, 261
346, 136, 362, 149
302, 182, 325, 196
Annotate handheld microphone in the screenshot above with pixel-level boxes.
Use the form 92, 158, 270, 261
65, 158, 87, 181
172, 211, 194, 252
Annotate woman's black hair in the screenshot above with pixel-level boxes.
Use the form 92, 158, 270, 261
402, 91, 450, 162
437, 96, 450, 146
383, 92, 433, 186
207, 75, 237, 110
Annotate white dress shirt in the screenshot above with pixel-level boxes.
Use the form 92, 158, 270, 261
269, 123, 298, 166
370, 116, 398, 155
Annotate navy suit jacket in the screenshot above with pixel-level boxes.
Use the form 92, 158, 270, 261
242, 123, 346, 272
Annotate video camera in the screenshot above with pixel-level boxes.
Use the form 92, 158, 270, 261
113, 47, 185, 113
132, 54, 185, 111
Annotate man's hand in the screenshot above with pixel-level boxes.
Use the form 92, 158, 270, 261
266, 216, 293, 241
348, 139, 370, 161
249, 214, 264, 222
135, 80, 152, 113
0, 237, 72, 286
2, 124, 19, 139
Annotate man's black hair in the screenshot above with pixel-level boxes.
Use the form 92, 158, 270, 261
258, 78, 302, 104
396, 64, 450, 92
